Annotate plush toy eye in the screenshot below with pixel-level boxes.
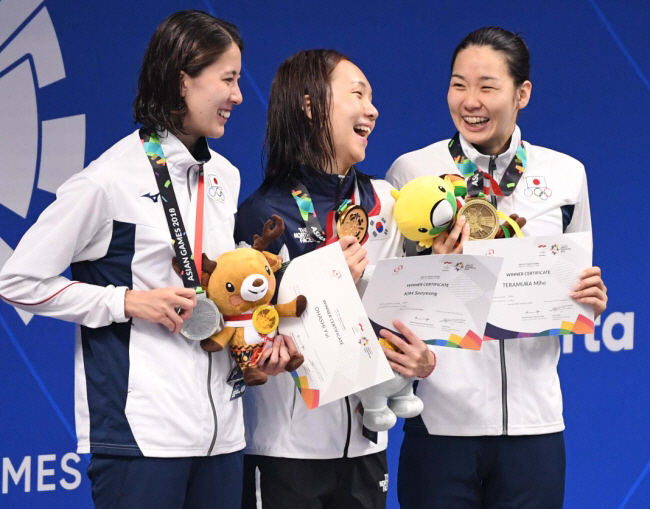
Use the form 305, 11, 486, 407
225, 282, 235, 293
438, 186, 445, 193
265, 265, 271, 275
418, 227, 428, 233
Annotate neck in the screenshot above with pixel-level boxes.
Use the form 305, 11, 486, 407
176, 131, 200, 153
329, 157, 351, 176
473, 134, 512, 156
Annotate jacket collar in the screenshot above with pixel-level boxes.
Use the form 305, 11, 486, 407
296, 166, 356, 199
459, 125, 521, 181
158, 130, 211, 177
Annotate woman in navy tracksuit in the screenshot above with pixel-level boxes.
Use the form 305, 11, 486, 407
235, 50, 436, 509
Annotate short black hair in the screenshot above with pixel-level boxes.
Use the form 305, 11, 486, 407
451, 27, 530, 86
133, 10, 243, 134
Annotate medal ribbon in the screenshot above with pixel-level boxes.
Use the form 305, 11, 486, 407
290, 170, 362, 245
139, 128, 205, 292
448, 132, 527, 198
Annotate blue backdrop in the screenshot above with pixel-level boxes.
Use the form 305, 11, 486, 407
0, 1, 647, 507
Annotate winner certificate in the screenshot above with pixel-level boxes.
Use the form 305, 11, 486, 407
362, 255, 503, 350
277, 243, 393, 410
463, 231, 594, 340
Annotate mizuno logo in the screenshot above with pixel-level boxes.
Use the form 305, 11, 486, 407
141, 192, 160, 203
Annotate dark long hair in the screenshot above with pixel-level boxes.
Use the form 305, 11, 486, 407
451, 27, 530, 86
263, 49, 370, 187
133, 10, 243, 134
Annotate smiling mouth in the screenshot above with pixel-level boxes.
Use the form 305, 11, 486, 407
463, 116, 489, 126
353, 124, 372, 138
217, 109, 230, 119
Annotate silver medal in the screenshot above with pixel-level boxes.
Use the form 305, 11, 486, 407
180, 293, 221, 340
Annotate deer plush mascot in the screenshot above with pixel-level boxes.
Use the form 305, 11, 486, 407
177, 216, 306, 386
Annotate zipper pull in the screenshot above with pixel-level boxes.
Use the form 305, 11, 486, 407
489, 155, 497, 176
488, 156, 497, 208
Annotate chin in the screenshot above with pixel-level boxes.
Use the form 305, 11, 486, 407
208, 126, 225, 140
459, 129, 489, 147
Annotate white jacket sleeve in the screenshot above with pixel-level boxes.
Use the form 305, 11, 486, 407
0, 172, 128, 327
385, 155, 415, 190
565, 164, 592, 234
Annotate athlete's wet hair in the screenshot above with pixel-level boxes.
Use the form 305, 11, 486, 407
452, 27, 530, 86
263, 49, 370, 187
134, 10, 243, 134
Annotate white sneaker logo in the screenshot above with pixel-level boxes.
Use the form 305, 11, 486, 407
0, 0, 86, 324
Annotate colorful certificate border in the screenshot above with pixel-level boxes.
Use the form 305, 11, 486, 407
291, 371, 320, 410
369, 319, 483, 351
484, 313, 594, 341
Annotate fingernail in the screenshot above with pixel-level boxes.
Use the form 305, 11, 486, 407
460, 215, 466, 223
572, 283, 580, 291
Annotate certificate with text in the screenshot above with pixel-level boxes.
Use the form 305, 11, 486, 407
278, 243, 393, 410
362, 254, 503, 350
463, 231, 594, 340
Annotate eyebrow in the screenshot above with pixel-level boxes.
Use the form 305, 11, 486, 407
451, 73, 498, 81
352, 80, 367, 88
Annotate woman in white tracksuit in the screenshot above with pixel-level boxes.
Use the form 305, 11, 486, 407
387, 27, 608, 509
0, 11, 292, 509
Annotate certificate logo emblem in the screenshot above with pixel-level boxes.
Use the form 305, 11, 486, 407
455, 262, 465, 271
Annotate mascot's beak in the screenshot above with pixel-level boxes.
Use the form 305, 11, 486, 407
240, 274, 269, 302
430, 199, 454, 229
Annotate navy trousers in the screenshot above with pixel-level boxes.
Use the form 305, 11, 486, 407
242, 452, 388, 509
398, 429, 566, 509
87, 451, 244, 509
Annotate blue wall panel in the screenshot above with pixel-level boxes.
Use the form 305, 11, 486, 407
1, 1, 647, 507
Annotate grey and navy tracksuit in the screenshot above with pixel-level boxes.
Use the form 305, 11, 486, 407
235, 167, 404, 508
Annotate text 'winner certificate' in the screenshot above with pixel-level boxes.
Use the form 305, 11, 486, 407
362, 255, 503, 351
463, 231, 594, 340
277, 243, 393, 410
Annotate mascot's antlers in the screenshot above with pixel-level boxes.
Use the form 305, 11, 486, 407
253, 214, 285, 252
172, 253, 216, 291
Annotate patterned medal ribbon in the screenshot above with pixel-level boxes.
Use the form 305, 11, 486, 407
448, 132, 527, 198
290, 170, 362, 245
140, 128, 202, 291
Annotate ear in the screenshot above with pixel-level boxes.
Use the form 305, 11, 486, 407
263, 252, 283, 272
303, 94, 312, 120
390, 188, 400, 201
517, 80, 532, 110
201, 253, 217, 290
180, 71, 188, 98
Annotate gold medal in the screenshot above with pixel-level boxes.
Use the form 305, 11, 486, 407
458, 198, 500, 240
252, 305, 279, 335
336, 205, 368, 242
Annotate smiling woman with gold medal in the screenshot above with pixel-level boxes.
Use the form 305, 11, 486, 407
388, 27, 608, 509
235, 49, 436, 509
